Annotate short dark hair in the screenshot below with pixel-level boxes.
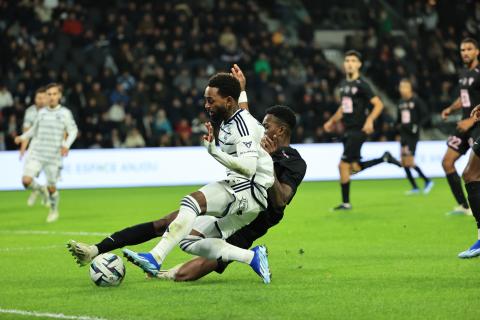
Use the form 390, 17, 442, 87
35, 86, 47, 95
345, 50, 362, 62
46, 82, 63, 93
208, 73, 241, 101
266, 105, 297, 133
461, 37, 479, 49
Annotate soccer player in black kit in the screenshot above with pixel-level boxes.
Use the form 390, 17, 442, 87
441, 38, 480, 216
68, 99, 307, 279
396, 79, 433, 195
324, 50, 401, 211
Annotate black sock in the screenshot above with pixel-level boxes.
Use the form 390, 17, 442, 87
404, 168, 418, 189
466, 182, 480, 228
96, 222, 158, 254
414, 166, 430, 183
446, 172, 469, 209
358, 158, 383, 171
341, 182, 350, 203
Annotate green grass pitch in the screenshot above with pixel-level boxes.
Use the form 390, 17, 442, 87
0, 178, 479, 320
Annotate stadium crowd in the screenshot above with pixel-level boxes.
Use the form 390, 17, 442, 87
0, 0, 478, 150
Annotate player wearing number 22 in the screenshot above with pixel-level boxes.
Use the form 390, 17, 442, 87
324, 50, 401, 211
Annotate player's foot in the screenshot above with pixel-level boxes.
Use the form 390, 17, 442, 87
46, 210, 59, 223
458, 240, 480, 259
331, 203, 352, 211
405, 188, 420, 196
446, 205, 472, 216
40, 186, 50, 207
67, 240, 97, 266
123, 249, 160, 276
423, 180, 434, 194
27, 190, 39, 207
382, 152, 402, 167
250, 245, 271, 284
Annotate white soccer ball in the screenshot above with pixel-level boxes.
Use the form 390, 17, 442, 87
89, 253, 125, 287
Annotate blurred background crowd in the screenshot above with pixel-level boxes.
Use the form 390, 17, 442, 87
0, 0, 479, 150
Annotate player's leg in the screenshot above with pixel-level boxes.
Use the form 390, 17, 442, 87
408, 139, 433, 194
459, 150, 480, 258
442, 139, 470, 214
333, 132, 356, 211
67, 211, 178, 266
402, 152, 419, 195
44, 164, 62, 222
22, 159, 48, 207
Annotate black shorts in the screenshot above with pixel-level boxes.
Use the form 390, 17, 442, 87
341, 130, 367, 163
446, 125, 480, 155
400, 133, 419, 156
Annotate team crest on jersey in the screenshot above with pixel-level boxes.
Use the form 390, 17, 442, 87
351, 87, 358, 94
242, 141, 252, 148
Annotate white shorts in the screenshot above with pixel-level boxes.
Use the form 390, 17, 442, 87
197, 178, 268, 239
23, 158, 61, 186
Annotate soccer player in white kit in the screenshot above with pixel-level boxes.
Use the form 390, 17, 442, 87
20, 87, 50, 207
15, 83, 78, 223
123, 73, 274, 283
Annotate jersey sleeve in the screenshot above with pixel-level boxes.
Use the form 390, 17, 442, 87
362, 81, 375, 101
62, 109, 78, 148
277, 157, 307, 196
23, 109, 35, 129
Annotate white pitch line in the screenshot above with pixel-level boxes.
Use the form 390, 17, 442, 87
0, 230, 109, 236
0, 308, 108, 320
0, 245, 64, 252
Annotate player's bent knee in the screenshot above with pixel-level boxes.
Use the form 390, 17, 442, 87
47, 186, 56, 194
22, 176, 32, 188
441, 157, 455, 172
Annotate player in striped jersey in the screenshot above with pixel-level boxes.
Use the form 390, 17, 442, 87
15, 83, 78, 223
19, 87, 50, 207
122, 72, 274, 283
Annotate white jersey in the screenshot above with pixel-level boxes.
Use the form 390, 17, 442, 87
22, 105, 78, 166
218, 109, 274, 189
23, 105, 41, 129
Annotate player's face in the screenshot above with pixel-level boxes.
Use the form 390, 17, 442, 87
47, 87, 62, 107
399, 81, 413, 99
460, 42, 479, 65
204, 86, 228, 122
34, 92, 47, 107
262, 114, 282, 140
343, 56, 361, 74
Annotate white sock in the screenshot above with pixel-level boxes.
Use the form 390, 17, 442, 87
49, 191, 59, 211
180, 236, 254, 264
150, 196, 200, 264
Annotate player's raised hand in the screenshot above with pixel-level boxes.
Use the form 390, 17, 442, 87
231, 64, 246, 91
441, 107, 451, 120
471, 104, 480, 122
14, 136, 23, 145
203, 122, 214, 143
261, 135, 277, 154
61, 146, 69, 157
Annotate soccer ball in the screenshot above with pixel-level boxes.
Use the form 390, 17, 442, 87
89, 253, 125, 287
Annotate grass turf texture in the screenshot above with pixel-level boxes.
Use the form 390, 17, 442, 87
0, 178, 479, 320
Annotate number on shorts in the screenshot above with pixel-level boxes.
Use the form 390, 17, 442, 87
447, 136, 462, 150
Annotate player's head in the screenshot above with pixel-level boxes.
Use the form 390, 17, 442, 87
46, 83, 63, 107
343, 50, 362, 76
398, 78, 414, 99
204, 73, 241, 122
263, 105, 296, 141
460, 38, 479, 66
34, 86, 47, 108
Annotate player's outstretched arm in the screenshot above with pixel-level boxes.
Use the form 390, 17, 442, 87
441, 97, 462, 120
203, 122, 257, 177
231, 64, 249, 111
324, 105, 343, 132
363, 96, 384, 134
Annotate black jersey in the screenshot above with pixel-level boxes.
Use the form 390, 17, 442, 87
397, 96, 429, 135
225, 146, 307, 249
458, 67, 480, 119
339, 77, 376, 130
